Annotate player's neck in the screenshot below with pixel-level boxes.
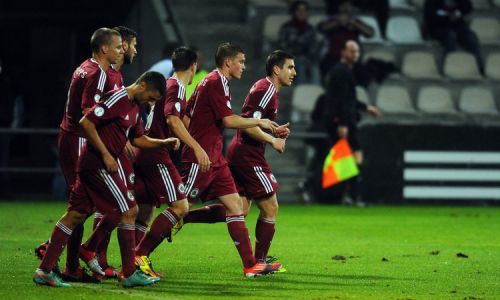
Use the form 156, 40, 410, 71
216, 67, 232, 81
267, 76, 282, 92
172, 71, 190, 87
92, 53, 111, 71
125, 84, 137, 103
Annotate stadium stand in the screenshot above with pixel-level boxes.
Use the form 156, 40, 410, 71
459, 86, 498, 115
386, 16, 423, 44
356, 86, 371, 105
402, 51, 442, 80
376, 85, 416, 114
485, 52, 500, 80
416, 85, 457, 115
358, 15, 384, 44
291, 84, 324, 124
470, 16, 500, 45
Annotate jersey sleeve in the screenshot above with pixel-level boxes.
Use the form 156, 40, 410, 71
241, 88, 270, 119
81, 69, 107, 109
85, 96, 124, 126
209, 80, 233, 120
164, 84, 182, 118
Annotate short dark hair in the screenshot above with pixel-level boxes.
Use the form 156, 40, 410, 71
172, 47, 198, 72
215, 42, 244, 68
136, 71, 166, 97
266, 50, 294, 76
90, 27, 121, 53
112, 26, 137, 43
289, 0, 309, 14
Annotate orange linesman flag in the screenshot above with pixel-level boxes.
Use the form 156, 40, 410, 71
322, 138, 359, 188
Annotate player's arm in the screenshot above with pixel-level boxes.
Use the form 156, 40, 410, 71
242, 126, 286, 154
222, 115, 279, 134
79, 117, 117, 172
167, 115, 210, 172
131, 135, 180, 150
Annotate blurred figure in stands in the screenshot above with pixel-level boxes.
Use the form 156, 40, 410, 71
278, 0, 320, 84
318, 0, 374, 79
424, 0, 483, 74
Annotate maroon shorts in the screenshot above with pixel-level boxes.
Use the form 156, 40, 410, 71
181, 162, 237, 203
135, 162, 186, 207
229, 164, 278, 200
116, 151, 135, 190
68, 168, 136, 215
57, 130, 86, 190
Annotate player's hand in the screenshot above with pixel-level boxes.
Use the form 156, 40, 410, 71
366, 105, 381, 118
164, 137, 180, 150
271, 137, 286, 154
194, 146, 211, 172
338, 126, 348, 138
275, 122, 291, 139
258, 119, 279, 134
103, 153, 118, 173
124, 141, 136, 160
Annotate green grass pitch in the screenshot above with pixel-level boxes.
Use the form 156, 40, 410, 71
0, 201, 498, 299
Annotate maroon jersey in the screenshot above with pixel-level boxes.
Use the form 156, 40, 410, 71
182, 70, 233, 167
78, 88, 143, 171
227, 77, 279, 166
60, 58, 108, 136
135, 77, 186, 166
106, 65, 124, 91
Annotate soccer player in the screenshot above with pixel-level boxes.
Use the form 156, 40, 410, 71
180, 42, 282, 277
33, 71, 176, 287
34, 27, 124, 283
227, 50, 295, 268
132, 46, 210, 277
89, 25, 138, 279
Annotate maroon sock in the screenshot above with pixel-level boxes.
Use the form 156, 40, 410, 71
96, 232, 111, 268
65, 223, 83, 272
135, 208, 179, 256
83, 214, 119, 252
40, 221, 73, 273
184, 204, 226, 224
254, 218, 276, 260
117, 223, 136, 278
93, 212, 104, 230
226, 215, 255, 268
134, 220, 148, 247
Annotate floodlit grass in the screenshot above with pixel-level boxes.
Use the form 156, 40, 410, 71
0, 201, 498, 299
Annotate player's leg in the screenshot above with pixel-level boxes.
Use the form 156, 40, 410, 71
134, 167, 155, 244
254, 194, 278, 261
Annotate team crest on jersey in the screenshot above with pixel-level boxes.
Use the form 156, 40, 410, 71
75, 67, 87, 78
175, 102, 181, 113
94, 107, 105, 117
189, 188, 199, 198
178, 183, 185, 193
128, 173, 135, 184
253, 111, 262, 119
94, 94, 101, 102
270, 174, 277, 183
127, 190, 135, 201
226, 101, 232, 109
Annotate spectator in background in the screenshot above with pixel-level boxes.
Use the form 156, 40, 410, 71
424, 0, 483, 74
185, 46, 209, 100
149, 41, 181, 78
325, 0, 389, 38
318, 0, 374, 78
278, 0, 320, 84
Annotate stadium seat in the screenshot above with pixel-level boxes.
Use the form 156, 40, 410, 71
402, 51, 442, 79
363, 49, 396, 63
376, 85, 416, 114
309, 14, 327, 28
358, 15, 384, 43
494, 0, 500, 8
410, 0, 425, 9
356, 86, 370, 105
485, 52, 500, 80
386, 16, 423, 44
416, 86, 457, 114
263, 14, 289, 43
389, 0, 414, 10
472, 0, 492, 9
443, 52, 482, 80
291, 84, 324, 123
459, 86, 498, 115
470, 17, 500, 44
249, 0, 286, 8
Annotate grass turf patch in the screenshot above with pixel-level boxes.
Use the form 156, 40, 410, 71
0, 201, 498, 299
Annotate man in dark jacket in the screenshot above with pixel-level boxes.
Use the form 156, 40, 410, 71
324, 40, 379, 205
